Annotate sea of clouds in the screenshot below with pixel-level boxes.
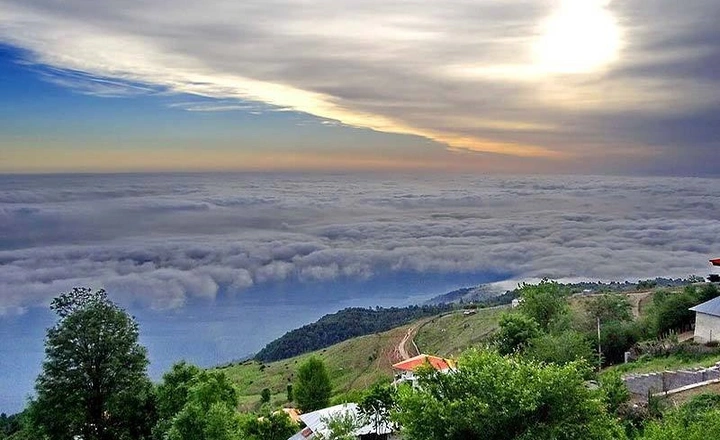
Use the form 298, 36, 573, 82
1, 172, 719, 316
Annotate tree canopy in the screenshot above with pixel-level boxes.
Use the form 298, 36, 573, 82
394, 350, 624, 440
517, 280, 570, 332
31, 287, 154, 440
294, 357, 332, 412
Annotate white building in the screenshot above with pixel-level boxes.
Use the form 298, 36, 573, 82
287, 403, 396, 440
690, 295, 720, 343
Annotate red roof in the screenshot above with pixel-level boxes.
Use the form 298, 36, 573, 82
392, 354, 455, 372
711, 259, 720, 267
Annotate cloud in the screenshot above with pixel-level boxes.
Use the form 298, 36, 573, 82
36, 67, 158, 98
1, 0, 719, 169
0, 174, 719, 315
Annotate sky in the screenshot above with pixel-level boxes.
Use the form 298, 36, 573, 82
1, 172, 719, 412
1, 0, 720, 174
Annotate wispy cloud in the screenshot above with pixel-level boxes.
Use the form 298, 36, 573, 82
166, 101, 268, 113
1, 0, 719, 170
37, 68, 158, 98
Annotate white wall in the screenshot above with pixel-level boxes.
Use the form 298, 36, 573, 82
694, 312, 720, 343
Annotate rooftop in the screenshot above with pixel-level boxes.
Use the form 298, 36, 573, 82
690, 295, 720, 318
392, 354, 455, 372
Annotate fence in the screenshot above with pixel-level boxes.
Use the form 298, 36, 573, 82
623, 363, 720, 399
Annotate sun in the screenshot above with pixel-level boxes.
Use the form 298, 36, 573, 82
533, 0, 623, 74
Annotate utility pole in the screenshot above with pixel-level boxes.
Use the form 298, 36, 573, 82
597, 317, 602, 370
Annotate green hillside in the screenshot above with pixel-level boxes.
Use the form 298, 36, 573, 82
220, 324, 411, 410
414, 306, 505, 357
219, 306, 505, 410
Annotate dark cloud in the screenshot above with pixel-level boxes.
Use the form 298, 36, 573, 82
1, 0, 719, 171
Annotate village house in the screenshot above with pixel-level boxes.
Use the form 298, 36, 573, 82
287, 403, 396, 440
392, 354, 456, 386
691, 295, 720, 343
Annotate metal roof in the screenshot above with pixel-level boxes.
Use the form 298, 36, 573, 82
690, 295, 720, 318
287, 403, 393, 440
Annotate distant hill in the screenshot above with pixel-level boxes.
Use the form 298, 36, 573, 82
254, 304, 452, 362
425, 277, 699, 305
424, 284, 512, 305
255, 277, 699, 363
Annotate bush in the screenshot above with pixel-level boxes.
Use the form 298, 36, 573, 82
526, 331, 595, 366
600, 321, 642, 365
394, 350, 624, 440
494, 313, 541, 355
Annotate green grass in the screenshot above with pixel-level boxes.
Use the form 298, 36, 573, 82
218, 324, 411, 411
219, 306, 507, 411
413, 307, 505, 358
603, 352, 720, 376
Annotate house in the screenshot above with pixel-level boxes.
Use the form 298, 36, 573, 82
286, 403, 396, 440
392, 354, 455, 386
710, 259, 720, 283
690, 295, 720, 343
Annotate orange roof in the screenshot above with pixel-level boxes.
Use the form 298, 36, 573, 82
392, 354, 455, 371
711, 259, 720, 267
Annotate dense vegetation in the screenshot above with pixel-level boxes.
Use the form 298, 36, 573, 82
6, 280, 720, 440
255, 304, 452, 362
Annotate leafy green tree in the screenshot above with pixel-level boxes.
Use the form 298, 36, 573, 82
599, 372, 630, 415
240, 412, 297, 440
494, 313, 541, 355
358, 384, 397, 436
599, 321, 642, 365
152, 362, 202, 439
316, 411, 362, 440
31, 288, 155, 440
526, 330, 594, 366
286, 383, 294, 402
517, 280, 570, 332
646, 289, 697, 336
585, 294, 633, 323
261, 388, 272, 405
696, 283, 719, 303
294, 357, 332, 412
166, 371, 241, 440
394, 350, 623, 440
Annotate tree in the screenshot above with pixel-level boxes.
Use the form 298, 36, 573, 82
31, 287, 155, 440
166, 371, 241, 440
294, 357, 332, 412
261, 388, 272, 405
153, 362, 202, 439
585, 294, 633, 324
494, 313, 541, 355
358, 384, 397, 436
316, 411, 362, 440
286, 383, 294, 402
525, 330, 594, 366
394, 350, 623, 440
240, 412, 297, 440
599, 372, 630, 415
598, 321, 641, 365
517, 280, 570, 332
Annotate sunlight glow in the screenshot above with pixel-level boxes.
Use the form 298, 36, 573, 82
533, 0, 622, 74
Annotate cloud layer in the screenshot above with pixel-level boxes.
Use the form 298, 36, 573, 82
1, 173, 719, 315
1, 0, 720, 171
